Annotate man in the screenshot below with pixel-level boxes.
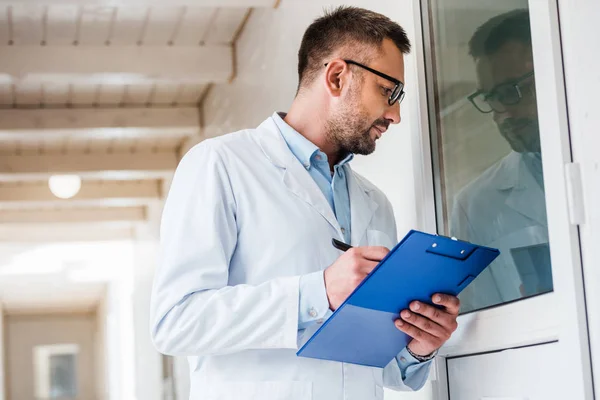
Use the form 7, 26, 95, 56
151, 7, 460, 399
450, 9, 552, 313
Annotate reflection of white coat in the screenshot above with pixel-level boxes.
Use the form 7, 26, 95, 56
450, 151, 549, 311
150, 116, 428, 400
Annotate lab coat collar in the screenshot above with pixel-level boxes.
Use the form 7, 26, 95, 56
255, 115, 378, 244
495, 151, 547, 227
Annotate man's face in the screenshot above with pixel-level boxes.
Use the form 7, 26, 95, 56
326, 38, 404, 156
475, 41, 540, 153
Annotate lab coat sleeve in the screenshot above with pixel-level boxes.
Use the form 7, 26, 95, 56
383, 349, 432, 391
150, 142, 300, 357
298, 270, 332, 330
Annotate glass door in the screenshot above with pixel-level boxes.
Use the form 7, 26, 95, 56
413, 0, 593, 398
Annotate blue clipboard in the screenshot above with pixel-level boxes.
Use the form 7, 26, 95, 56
296, 229, 500, 368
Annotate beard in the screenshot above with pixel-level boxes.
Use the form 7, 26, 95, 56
325, 85, 390, 156
498, 117, 541, 153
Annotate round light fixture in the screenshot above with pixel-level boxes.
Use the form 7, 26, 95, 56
48, 175, 82, 199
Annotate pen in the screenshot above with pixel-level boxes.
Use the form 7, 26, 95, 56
332, 238, 353, 252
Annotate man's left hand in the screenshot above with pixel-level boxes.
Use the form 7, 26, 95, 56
394, 293, 460, 357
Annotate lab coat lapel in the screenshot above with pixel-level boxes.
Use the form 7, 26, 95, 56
498, 152, 548, 227
255, 117, 341, 234
346, 166, 379, 246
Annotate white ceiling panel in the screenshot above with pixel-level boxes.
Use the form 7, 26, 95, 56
0, 46, 233, 84
176, 83, 205, 105
96, 83, 124, 105
0, 82, 14, 106
46, 5, 79, 45
10, 4, 45, 45
69, 82, 98, 105
174, 6, 215, 45
1, 0, 275, 6
42, 81, 70, 106
65, 137, 91, 153
0, 140, 18, 155
151, 82, 181, 105
77, 6, 114, 45
123, 82, 154, 105
142, 6, 181, 45
14, 81, 42, 106
0, 6, 10, 44
204, 7, 248, 45
0, 1, 243, 250
110, 6, 148, 45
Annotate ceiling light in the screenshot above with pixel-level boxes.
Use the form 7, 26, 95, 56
48, 175, 81, 199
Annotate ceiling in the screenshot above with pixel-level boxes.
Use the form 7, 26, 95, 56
0, 241, 131, 313
0, 0, 279, 312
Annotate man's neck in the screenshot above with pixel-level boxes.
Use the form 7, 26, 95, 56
283, 98, 342, 168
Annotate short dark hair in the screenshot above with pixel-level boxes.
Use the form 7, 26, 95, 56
297, 6, 411, 91
469, 9, 532, 58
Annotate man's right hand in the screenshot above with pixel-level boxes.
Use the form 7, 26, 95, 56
323, 246, 390, 311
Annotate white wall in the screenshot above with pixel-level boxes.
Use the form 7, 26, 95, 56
4, 313, 96, 400
173, 356, 190, 400
104, 274, 136, 400
94, 289, 107, 400
0, 302, 4, 400
202, 1, 432, 398
131, 203, 163, 400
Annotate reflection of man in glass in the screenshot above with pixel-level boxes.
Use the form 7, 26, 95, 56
450, 9, 553, 312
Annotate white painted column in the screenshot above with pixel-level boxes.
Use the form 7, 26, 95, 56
105, 273, 137, 400
0, 301, 4, 400
94, 292, 108, 400
173, 356, 191, 400
131, 200, 164, 400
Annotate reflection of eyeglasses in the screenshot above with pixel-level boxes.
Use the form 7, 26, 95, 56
468, 71, 535, 114
324, 59, 405, 106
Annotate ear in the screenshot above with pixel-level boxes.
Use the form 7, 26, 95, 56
323, 59, 351, 100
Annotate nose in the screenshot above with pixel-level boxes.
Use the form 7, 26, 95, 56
493, 106, 516, 126
384, 101, 401, 125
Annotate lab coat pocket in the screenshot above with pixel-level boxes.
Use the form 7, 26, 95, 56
205, 381, 313, 400
366, 229, 394, 250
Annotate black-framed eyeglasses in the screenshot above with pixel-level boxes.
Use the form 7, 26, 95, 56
468, 71, 535, 114
324, 59, 405, 106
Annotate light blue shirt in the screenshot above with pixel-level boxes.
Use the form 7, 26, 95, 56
273, 113, 431, 385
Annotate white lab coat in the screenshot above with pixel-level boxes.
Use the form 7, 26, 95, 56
450, 151, 549, 310
150, 115, 426, 400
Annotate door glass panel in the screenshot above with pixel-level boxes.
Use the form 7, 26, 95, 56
49, 353, 77, 398
423, 1, 553, 313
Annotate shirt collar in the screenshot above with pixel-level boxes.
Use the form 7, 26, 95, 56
272, 112, 354, 169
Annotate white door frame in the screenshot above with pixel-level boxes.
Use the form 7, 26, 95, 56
556, 0, 600, 393
409, 0, 594, 398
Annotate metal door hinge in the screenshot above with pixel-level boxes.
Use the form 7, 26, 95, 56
564, 162, 586, 225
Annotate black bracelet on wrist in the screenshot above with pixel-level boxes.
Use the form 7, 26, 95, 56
406, 346, 438, 362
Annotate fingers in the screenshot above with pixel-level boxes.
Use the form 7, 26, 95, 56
356, 246, 390, 261
359, 260, 380, 275
431, 293, 460, 315
394, 317, 438, 344
399, 309, 449, 341
408, 301, 457, 330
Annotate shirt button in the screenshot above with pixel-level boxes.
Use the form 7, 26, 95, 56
341, 227, 346, 234
315, 154, 321, 161
304, 163, 310, 169
308, 308, 318, 318
400, 357, 407, 363
316, 319, 323, 324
